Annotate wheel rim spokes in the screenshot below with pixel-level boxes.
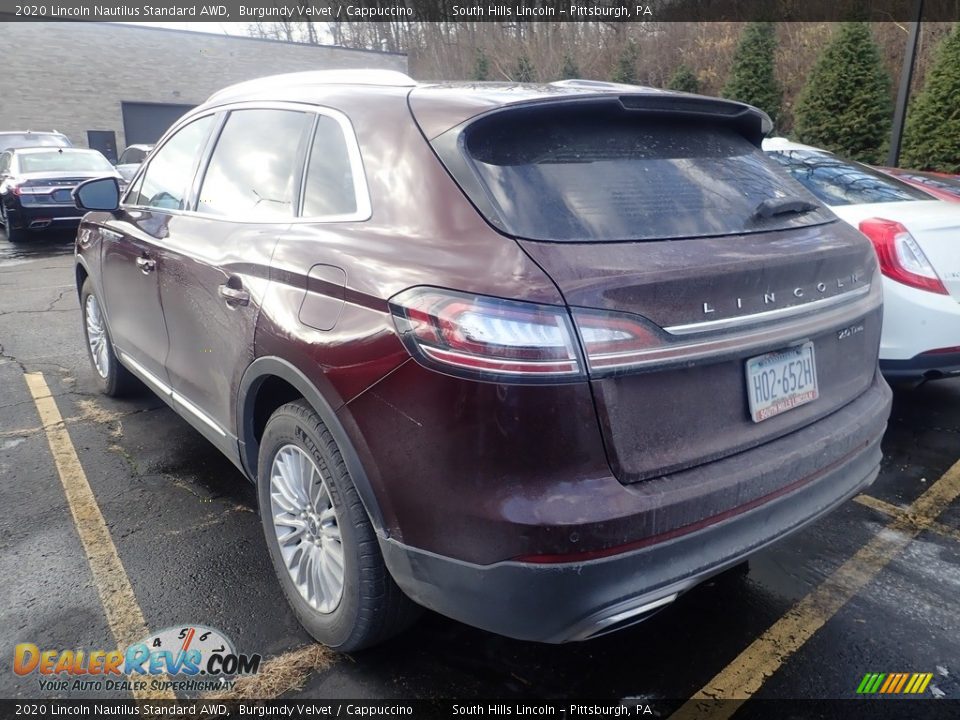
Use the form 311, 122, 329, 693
269, 444, 344, 614
84, 294, 109, 379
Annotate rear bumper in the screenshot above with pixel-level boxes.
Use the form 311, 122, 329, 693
7, 204, 83, 230
880, 277, 960, 374
881, 351, 960, 380
380, 373, 891, 642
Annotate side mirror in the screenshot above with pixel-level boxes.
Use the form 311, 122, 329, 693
74, 177, 120, 212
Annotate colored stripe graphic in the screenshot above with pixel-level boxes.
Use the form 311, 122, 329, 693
857, 672, 933, 694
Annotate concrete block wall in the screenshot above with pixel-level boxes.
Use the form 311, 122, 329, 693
0, 22, 407, 150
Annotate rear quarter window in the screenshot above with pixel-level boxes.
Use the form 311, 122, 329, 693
454, 105, 832, 242
302, 114, 358, 218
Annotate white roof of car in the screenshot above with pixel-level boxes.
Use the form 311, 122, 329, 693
761, 136, 831, 154
13, 147, 101, 154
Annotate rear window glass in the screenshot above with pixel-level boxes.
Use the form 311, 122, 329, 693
302, 114, 358, 218
460, 107, 832, 242
120, 147, 147, 165
19, 151, 114, 173
767, 149, 931, 206
197, 108, 311, 220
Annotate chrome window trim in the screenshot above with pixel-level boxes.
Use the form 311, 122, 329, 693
120, 100, 372, 225
664, 284, 872, 336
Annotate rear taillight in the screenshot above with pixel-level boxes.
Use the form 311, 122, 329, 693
11, 184, 47, 196
571, 308, 666, 373
859, 218, 948, 295
389, 288, 582, 382
390, 288, 677, 382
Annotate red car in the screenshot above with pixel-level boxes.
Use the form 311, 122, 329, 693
877, 166, 960, 203
73, 71, 891, 650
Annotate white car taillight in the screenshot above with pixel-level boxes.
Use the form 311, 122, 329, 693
389, 288, 583, 382
859, 218, 948, 295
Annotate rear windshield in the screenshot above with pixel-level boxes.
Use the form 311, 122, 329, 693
0, 133, 69, 151
459, 107, 832, 242
19, 151, 114, 174
120, 147, 148, 164
767, 149, 932, 206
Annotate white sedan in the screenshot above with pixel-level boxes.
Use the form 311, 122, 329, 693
764, 137, 960, 381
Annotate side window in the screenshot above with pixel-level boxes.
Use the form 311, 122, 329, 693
302, 115, 359, 218
0, 153, 9, 175
196, 109, 311, 219
134, 116, 214, 210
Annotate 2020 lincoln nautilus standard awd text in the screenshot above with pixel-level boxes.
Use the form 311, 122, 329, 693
72, 70, 892, 651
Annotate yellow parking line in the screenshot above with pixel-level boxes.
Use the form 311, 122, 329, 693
669, 458, 960, 719
854, 493, 960, 544
24, 372, 174, 701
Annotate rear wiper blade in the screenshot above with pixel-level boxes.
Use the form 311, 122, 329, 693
754, 197, 820, 219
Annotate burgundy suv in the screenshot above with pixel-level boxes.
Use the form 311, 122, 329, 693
73, 70, 892, 651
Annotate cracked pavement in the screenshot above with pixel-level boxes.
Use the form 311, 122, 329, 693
1, 235, 959, 706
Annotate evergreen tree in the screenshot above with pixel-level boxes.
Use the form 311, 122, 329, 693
514, 53, 535, 83
723, 22, 782, 124
560, 53, 580, 80
668, 64, 700, 93
611, 41, 638, 85
472, 49, 489, 81
793, 23, 892, 164
901, 24, 960, 172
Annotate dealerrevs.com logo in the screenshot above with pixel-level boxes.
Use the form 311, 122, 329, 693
14, 625, 261, 693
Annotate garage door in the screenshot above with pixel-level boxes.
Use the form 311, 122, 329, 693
121, 102, 196, 145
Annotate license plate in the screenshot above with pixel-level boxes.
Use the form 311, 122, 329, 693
53, 189, 72, 203
745, 342, 818, 423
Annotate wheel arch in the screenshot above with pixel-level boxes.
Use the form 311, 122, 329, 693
237, 356, 387, 534
75, 259, 90, 299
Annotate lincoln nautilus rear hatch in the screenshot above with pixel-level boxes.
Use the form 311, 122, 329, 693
416, 90, 883, 482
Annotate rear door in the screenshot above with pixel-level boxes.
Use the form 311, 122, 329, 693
157, 106, 313, 441
425, 98, 883, 483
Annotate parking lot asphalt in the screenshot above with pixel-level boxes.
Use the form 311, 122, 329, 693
1, 233, 959, 711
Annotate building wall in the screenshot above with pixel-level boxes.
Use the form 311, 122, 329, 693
0, 22, 407, 151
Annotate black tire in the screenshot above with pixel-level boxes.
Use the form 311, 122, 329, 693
80, 278, 136, 396
1, 203, 25, 243
257, 400, 420, 652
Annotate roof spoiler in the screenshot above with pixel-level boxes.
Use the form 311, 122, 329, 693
549, 79, 772, 142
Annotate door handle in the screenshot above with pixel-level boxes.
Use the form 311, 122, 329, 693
135, 256, 155, 274
218, 283, 250, 306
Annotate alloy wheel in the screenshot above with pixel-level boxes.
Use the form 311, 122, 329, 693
84, 294, 110, 379
269, 444, 345, 614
